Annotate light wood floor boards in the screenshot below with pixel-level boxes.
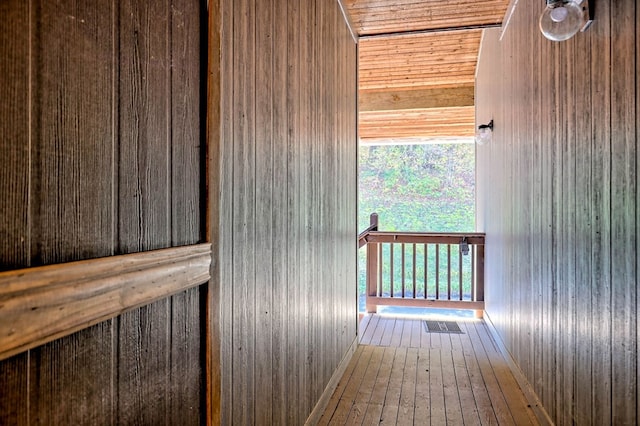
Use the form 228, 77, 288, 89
317, 315, 539, 425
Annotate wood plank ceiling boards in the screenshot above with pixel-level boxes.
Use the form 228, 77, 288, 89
344, 0, 511, 143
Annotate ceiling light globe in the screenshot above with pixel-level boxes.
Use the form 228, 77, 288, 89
539, 1, 583, 41
550, 6, 569, 22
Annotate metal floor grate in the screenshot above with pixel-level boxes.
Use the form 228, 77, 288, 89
423, 320, 463, 334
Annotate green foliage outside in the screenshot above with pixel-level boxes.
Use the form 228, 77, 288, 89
358, 143, 476, 311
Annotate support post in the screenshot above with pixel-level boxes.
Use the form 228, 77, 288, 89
475, 244, 485, 302
365, 213, 379, 313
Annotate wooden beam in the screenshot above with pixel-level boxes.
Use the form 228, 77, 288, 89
0, 243, 211, 362
359, 23, 502, 40
360, 86, 474, 112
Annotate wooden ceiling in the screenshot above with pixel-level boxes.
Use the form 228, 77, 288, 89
343, 0, 511, 142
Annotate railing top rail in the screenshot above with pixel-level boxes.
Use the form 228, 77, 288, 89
363, 231, 485, 246
358, 213, 485, 247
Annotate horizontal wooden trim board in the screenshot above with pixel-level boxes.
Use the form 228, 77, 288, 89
0, 243, 212, 361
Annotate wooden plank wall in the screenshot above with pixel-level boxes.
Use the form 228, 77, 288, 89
476, 1, 638, 424
0, 0, 206, 424
218, 0, 358, 424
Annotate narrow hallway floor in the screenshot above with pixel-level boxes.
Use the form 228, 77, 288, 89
317, 315, 540, 425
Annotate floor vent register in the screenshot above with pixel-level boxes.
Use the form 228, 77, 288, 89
423, 320, 463, 334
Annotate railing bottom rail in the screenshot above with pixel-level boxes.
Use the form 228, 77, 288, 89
366, 296, 484, 311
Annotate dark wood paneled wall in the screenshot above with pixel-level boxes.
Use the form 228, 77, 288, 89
476, 1, 638, 424
218, 0, 358, 423
0, 0, 206, 424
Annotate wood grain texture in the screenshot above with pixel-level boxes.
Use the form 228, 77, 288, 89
255, 0, 274, 422
29, 322, 115, 425
343, 0, 510, 36
118, 0, 171, 254
0, 0, 207, 423
171, 0, 205, 247
117, 298, 171, 425
359, 86, 475, 112
169, 288, 203, 425
476, 0, 638, 424
217, 0, 235, 424
0, 244, 211, 361
610, 1, 637, 423
30, 0, 115, 266
0, 0, 30, 272
324, 317, 539, 425
218, 0, 358, 422
230, 0, 257, 423
206, 0, 222, 423
0, 352, 29, 425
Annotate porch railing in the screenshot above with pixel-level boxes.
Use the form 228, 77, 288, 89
359, 213, 485, 314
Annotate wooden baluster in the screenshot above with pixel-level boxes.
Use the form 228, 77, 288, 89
424, 243, 428, 299
401, 243, 406, 298
379, 244, 383, 297
476, 244, 485, 302
390, 243, 394, 298
459, 244, 463, 301
435, 244, 440, 300
471, 245, 476, 300
412, 244, 417, 299
447, 244, 452, 301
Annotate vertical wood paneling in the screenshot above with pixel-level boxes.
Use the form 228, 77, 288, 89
573, 12, 594, 424
118, 0, 171, 254
477, 0, 638, 424
588, 0, 612, 423
271, 0, 289, 423
299, 1, 313, 419
30, 0, 115, 266
610, 1, 637, 423
116, 2, 173, 423
255, 0, 274, 423
0, 0, 30, 272
169, 287, 203, 425
232, 0, 256, 423
171, 0, 204, 247
285, 0, 302, 422
637, 3, 640, 417
29, 323, 114, 425
218, 0, 235, 424
0, 2, 30, 424
168, 3, 205, 422
0, 353, 29, 425
0, 0, 206, 423
219, 0, 358, 422
27, 2, 119, 424
116, 301, 171, 425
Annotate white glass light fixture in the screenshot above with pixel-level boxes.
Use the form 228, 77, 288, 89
476, 120, 493, 145
539, 0, 594, 42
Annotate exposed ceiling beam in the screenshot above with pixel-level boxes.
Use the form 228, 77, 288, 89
359, 86, 474, 112
358, 23, 502, 40
359, 106, 476, 140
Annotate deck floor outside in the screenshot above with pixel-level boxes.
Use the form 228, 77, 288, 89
317, 315, 540, 425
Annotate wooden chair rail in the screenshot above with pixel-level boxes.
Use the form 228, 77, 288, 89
0, 243, 211, 361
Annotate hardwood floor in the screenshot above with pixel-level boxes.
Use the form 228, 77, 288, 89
317, 314, 540, 425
